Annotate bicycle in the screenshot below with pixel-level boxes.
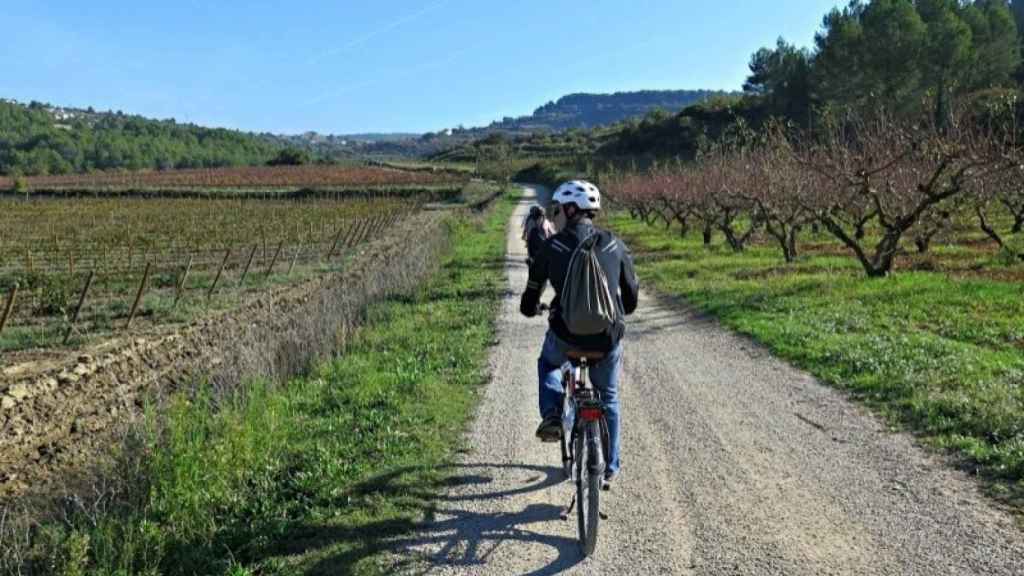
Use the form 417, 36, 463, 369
558, 348, 610, 557
534, 303, 610, 556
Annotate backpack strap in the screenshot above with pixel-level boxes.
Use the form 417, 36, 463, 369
578, 233, 600, 250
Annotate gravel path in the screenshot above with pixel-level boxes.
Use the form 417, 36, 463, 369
390, 187, 1024, 575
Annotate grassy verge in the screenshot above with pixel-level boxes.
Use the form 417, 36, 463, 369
606, 212, 1024, 513
4, 194, 515, 576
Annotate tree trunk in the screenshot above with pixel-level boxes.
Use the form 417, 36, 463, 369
934, 75, 952, 134
865, 233, 900, 278
702, 222, 713, 246
678, 217, 690, 238
659, 200, 674, 230
855, 222, 867, 240
785, 226, 800, 263
977, 206, 1006, 248
769, 231, 794, 263
765, 220, 797, 263
819, 214, 894, 278
721, 226, 745, 252
861, 261, 889, 278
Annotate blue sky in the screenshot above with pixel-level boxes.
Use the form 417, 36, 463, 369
3, 1, 841, 134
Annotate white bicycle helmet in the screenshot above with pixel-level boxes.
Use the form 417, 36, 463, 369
552, 180, 601, 211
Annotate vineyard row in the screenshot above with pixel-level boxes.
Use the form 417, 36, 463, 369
0, 199, 411, 350
0, 164, 466, 191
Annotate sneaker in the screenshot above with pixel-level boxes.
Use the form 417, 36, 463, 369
601, 470, 618, 491
535, 415, 562, 443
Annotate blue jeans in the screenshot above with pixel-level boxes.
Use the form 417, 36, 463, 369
538, 331, 623, 476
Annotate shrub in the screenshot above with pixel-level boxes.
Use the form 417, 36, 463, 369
266, 147, 311, 166
13, 175, 28, 194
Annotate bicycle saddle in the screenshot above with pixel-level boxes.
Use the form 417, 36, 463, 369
567, 350, 606, 362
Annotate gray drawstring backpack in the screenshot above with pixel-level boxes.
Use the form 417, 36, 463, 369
560, 234, 618, 335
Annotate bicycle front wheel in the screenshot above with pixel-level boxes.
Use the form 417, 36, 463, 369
575, 420, 601, 556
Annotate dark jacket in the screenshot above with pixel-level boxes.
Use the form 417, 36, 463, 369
520, 218, 639, 352
526, 225, 548, 262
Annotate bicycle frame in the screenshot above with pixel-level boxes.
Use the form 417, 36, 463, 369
560, 358, 607, 476
558, 355, 608, 556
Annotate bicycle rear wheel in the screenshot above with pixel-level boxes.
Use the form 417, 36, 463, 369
575, 420, 601, 556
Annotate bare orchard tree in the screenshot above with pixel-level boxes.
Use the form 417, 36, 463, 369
747, 128, 819, 263
677, 166, 719, 246
654, 164, 693, 237
1000, 179, 1024, 235
648, 166, 680, 231
798, 113, 1006, 277
605, 172, 652, 222
609, 163, 697, 239
974, 165, 1024, 261
704, 148, 761, 252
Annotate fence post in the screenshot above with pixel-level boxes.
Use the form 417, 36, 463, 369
63, 270, 95, 345
239, 245, 258, 286
326, 227, 345, 259
172, 254, 194, 310
125, 262, 151, 330
207, 249, 231, 300
0, 283, 18, 335
354, 218, 370, 246
340, 221, 358, 249
344, 220, 362, 249
287, 242, 302, 276
264, 241, 283, 277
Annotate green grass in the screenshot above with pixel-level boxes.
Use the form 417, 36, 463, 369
606, 212, 1024, 512
8, 195, 515, 576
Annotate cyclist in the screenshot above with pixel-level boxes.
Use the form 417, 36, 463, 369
520, 180, 639, 488
522, 204, 556, 264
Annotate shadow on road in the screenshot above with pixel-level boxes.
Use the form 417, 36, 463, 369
283, 463, 584, 576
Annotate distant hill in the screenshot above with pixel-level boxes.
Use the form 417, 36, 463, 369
427, 90, 742, 165
264, 131, 444, 159
0, 88, 741, 174
0, 99, 279, 176
342, 133, 421, 142
484, 90, 735, 133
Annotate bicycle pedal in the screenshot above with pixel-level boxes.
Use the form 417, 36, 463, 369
599, 511, 609, 520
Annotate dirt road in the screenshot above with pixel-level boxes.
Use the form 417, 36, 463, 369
390, 187, 1024, 575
